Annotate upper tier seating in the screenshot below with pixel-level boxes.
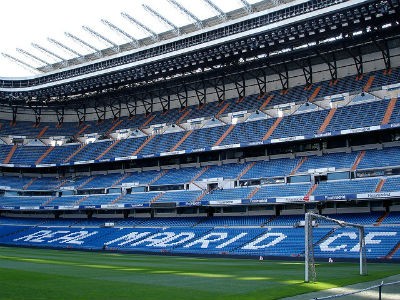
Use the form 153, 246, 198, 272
152, 167, 198, 185
381, 177, 400, 192
357, 147, 400, 170
198, 163, 250, 181
3, 97, 397, 166
270, 110, 328, 139
0, 146, 399, 193
313, 178, 379, 196
241, 158, 299, 179
0, 68, 398, 142
252, 183, 311, 200
1, 87, 399, 167
202, 187, 253, 202
296, 152, 358, 173
324, 99, 390, 132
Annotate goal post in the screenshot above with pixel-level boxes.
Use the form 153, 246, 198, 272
304, 212, 367, 283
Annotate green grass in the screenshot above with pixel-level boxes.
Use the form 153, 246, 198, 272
0, 246, 398, 300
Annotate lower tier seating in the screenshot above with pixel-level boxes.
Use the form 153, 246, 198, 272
0, 215, 399, 260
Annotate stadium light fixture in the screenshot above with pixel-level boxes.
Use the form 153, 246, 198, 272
202, 0, 227, 22
167, 0, 203, 29
101, 19, 140, 48
121, 12, 159, 42
142, 4, 181, 36
82, 26, 120, 52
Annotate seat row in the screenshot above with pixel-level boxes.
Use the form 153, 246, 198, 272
1, 176, 400, 208
1, 93, 399, 166
1, 218, 399, 259
0, 146, 399, 191
1, 68, 398, 140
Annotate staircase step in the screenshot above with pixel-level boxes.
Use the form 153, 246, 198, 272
141, 115, 156, 128
259, 95, 274, 110
36, 146, 55, 164
214, 124, 235, 146
215, 103, 230, 118
236, 162, 256, 180
262, 117, 282, 141
351, 151, 366, 171
37, 126, 49, 139
4, 144, 18, 164
170, 130, 193, 152
176, 109, 192, 124
64, 144, 87, 163
318, 107, 337, 133
363, 75, 375, 92
382, 98, 397, 125
132, 135, 156, 156
96, 140, 120, 160
308, 86, 321, 102
106, 119, 124, 135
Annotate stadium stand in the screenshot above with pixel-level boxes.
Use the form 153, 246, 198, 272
1, 214, 399, 260
0, 0, 399, 263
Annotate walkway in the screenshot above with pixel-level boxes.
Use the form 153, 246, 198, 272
282, 274, 400, 300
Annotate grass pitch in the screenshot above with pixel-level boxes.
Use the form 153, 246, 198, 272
0, 246, 399, 300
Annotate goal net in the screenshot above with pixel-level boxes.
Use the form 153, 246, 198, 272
304, 212, 367, 283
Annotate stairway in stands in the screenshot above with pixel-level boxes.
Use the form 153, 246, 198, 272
36, 146, 55, 164
3, 144, 17, 164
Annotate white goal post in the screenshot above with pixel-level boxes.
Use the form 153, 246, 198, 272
304, 212, 367, 283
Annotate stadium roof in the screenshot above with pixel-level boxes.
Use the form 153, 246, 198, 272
0, 0, 286, 78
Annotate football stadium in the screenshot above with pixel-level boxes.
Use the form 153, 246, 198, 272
0, 0, 400, 299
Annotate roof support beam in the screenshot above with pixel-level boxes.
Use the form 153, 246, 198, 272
16, 48, 49, 65
143, 5, 181, 36
65, 32, 102, 57
266, 63, 289, 91
374, 38, 391, 71
109, 98, 122, 120
231, 73, 246, 100
75, 106, 86, 125
30, 106, 42, 125
125, 101, 137, 118
82, 26, 119, 52
191, 79, 207, 107
11, 105, 18, 125
158, 89, 171, 112
294, 58, 313, 88
202, 0, 227, 22
55, 107, 65, 125
31, 43, 67, 64
252, 69, 267, 96
101, 19, 140, 48
121, 12, 159, 41
346, 46, 363, 77
142, 95, 154, 116
239, 0, 253, 14
210, 76, 226, 103
175, 84, 188, 109
167, 0, 203, 29
47, 38, 83, 57
1, 53, 42, 74
315, 50, 337, 83
94, 104, 106, 123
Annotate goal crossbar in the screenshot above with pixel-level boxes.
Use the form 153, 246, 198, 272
305, 212, 367, 283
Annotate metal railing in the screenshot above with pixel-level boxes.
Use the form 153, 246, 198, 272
313, 280, 400, 300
